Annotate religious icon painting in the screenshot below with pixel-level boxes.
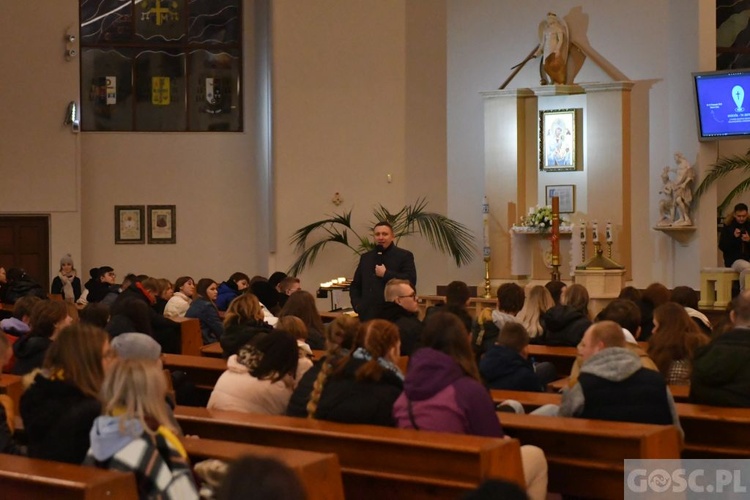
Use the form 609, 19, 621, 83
539, 109, 581, 172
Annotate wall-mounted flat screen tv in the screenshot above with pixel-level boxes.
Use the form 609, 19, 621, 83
694, 69, 750, 141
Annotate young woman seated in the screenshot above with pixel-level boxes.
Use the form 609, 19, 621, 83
648, 302, 710, 385
306, 320, 403, 426
219, 293, 273, 359
164, 276, 195, 319
208, 331, 299, 415
185, 278, 224, 344
20, 324, 115, 463
278, 290, 326, 350
275, 315, 314, 384
85, 359, 198, 499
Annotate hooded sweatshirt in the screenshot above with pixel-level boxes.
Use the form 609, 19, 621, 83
0, 317, 29, 337
393, 348, 504, 437
86, 416, 198, 500
541, 305, 591, 347
560, 347, 683, 436
479, 345, 544, 392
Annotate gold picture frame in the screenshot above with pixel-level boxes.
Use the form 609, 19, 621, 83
540, 108, 578, 171
147, 205, 176, 244
114, 205, 145, 244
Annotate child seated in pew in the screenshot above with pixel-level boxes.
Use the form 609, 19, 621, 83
306, 320, 403, 426
479, 322, 546, 392
286, 315, 360, 417
85, 359, 198, 499
0, 332, 21, 454
394, 312, 548, 500
208, 331, 299, 415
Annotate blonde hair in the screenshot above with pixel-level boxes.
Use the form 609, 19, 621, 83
100, 358, 176, 435
384, 279, 411, 302
306, 316, 361, 419
276, 315, 308, 341
224, 293, 264, 328
516, 285, 554, 338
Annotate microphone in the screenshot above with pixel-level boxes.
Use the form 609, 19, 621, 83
375, 245, 385, 265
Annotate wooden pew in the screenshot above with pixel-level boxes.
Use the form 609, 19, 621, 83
490, 389, 750, 460
171, 317, 203, 356
499, 412, 681, 499
0, 373, 22, 411
526, 345, 578, 376
182, 438, 345, 500
162, 353, 226, 393
0, 454, 137, 499
200, 342, 223, 358
174, 406, 526, 499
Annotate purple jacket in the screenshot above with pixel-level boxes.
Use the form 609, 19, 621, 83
393, 348, 504, 437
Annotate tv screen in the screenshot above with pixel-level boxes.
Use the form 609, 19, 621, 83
694, 69, 750, 141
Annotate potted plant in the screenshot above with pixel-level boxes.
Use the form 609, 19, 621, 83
288, 198, 476, 276
695, 147, 750, 215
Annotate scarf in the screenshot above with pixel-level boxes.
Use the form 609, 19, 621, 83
351, 347, 404, 380
58, 271, 76, 302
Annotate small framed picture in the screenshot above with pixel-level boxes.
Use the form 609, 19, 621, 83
114, 205, 145, 244
545, 185, 576, 213
147, 205, 176, 244
539, 108, 579, 171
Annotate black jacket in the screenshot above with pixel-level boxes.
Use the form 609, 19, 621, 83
541, 305, 590, 347
479, 345, 544, 392
376, 302, 423, 356
20, 374, 101, 464
690, 327, 750, 407
312, 357, 403, 426
12, 335, 52, 375
107, 284, 181, 354
220, 321, 273, 358
424, 303, 473, 334
51, 276, 82, 301
286, 361, 323, 418
719, 219, 750, 267
1, 278, 46, 304
350, 244, 416, 321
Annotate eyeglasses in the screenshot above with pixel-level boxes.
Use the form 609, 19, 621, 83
398, 292, 417, 299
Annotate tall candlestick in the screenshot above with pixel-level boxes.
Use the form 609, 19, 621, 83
579, 221, 587, 243
482, 196, 490, 258
605, 221, 613, 243
591, 221, 599, 244
550, 196, 560, 281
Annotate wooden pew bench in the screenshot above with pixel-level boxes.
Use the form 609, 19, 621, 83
200, 342, 223, 358
0, 373, 22, 411
182, 438, 345, 500
0, 454, 137, 499
526, 345, 578, 376
498, 412, 680, 499
174, 406, 526, 499
162, 353, 226, 394
490, 389, 750, 460
171, 317, 203, 356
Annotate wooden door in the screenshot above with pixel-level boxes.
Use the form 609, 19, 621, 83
0, 217, 50, 292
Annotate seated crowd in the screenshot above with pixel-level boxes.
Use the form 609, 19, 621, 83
0, 259, 747, 499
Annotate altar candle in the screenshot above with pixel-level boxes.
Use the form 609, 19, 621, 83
579, 221, 587, 243
551, 196, 560, 258
606, 222, 613, 243
482, 196, 491, 257
592, 221, 599, 243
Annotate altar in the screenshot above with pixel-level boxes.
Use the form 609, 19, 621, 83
510, 224, 582, 280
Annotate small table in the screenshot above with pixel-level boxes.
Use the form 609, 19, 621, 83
316, 282, 351, 311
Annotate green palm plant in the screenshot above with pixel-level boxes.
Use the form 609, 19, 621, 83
288, 198, 476, 276
695, 148, 750, 214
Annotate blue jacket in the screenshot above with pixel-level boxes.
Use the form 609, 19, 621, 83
215, 282, 240, 311
185, 298, 224, 344
479, 345, 544, 392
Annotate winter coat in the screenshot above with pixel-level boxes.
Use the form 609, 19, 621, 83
690, 327, 750, 407
393, 348, 504, 437
560, 347, 682, 435
20, 373, 101, 463
85, 416, 198, 499
207, 355, 293, 414
312, 355, 403, 426
215, 282, 240, 312
479, 345, 544, 392
185, 297, 224, 344
219, 321, 273, 358
11, 335, 52, 375
471, 309, 518, 358
540, 305, 590, 347
164, 292, 191, 319
376, 302, 424, 356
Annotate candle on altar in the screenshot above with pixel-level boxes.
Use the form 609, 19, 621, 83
482, 196, 490, 258
550, 196, 560, 259
592, 221, 599, 243
579, 221, 587, 243
605, 222, 613, 243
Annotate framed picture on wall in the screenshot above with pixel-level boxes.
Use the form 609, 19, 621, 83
114, 205, 145, 244
539, 108, 579, 171
147, 205, 176, 244
545, 185, 576, 213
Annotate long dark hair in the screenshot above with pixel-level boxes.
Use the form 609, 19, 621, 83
648, 302, 709, 377
422, 311, 480, 381
279, 291, 324, 335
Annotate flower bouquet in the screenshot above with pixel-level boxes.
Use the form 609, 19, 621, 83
518, 205, 554, 231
